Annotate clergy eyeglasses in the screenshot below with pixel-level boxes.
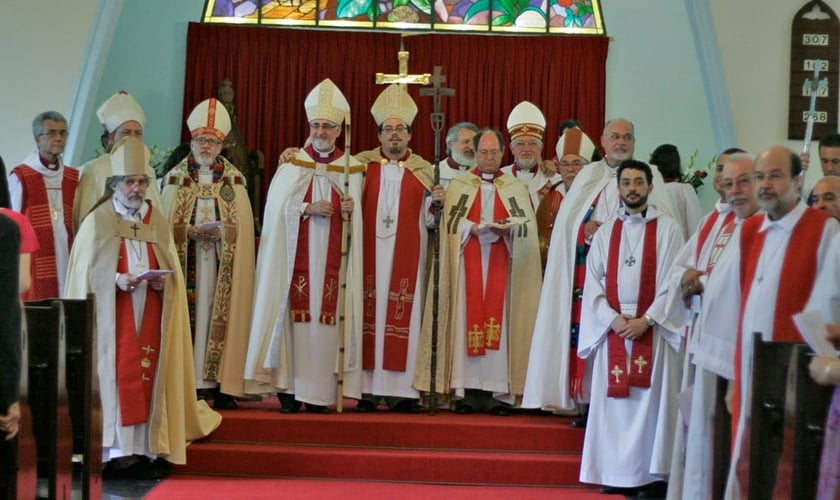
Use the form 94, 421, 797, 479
193, 137, 222, 146
719, 176, 753, 191
382, 125, 409, 133
39, 129, 69, 138
607, 133, 634, 142
477, 149, 502, 157
310, 122, 338, 130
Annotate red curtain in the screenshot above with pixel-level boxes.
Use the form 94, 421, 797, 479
183, 23, 608, 212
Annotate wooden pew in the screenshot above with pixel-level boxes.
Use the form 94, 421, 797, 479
24, 300, 73, 499
749, 337, 833, 499
61, 296, 101, 500
710, 375, 730, 500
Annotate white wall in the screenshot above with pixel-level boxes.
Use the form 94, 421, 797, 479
0, 0, 99, 165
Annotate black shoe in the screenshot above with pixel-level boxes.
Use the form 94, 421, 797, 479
489, 404, 511, 416
570, 417, 587, 428
196, 388, 214, 401
636, 481, 668, 498
599, 485, 639, 495
305, 404, 331, 414
454, 403, 474, 414
102, 456, 142, 480
277, 393, 301, 413
354, 399, 377, 413
391, 399, 423, 413
213, 392, 238, 410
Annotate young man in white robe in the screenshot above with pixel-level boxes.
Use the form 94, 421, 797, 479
244, 79, 364, 413
664, 153, 760, 500
578, 160, 684, 497
353, 84, 444, 413
523, 118, 675, 418
414, 128, 542, 414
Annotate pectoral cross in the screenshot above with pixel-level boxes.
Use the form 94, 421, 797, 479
382, 214, 395, 228
624, 256, 636, 267
375, 39, 430, 89
633, 355, 648, 374
611, 364, 624, 383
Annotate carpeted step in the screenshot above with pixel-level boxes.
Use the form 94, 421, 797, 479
208, 407, 584, 453
175, 441, 583, 486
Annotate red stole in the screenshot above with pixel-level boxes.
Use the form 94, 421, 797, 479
289, 180, 343, 325
361, 156, 426, 371
731, 208, 828, 445
114, 210, 163, 426
569, 194, 599, 399
605, 218, 658, 398
464, 186, 510, 356
696, 209, 735, 263
14, 166, 78, 300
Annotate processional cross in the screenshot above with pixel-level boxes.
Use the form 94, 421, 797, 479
418, 66, 455, 416
375, 39, 431, 88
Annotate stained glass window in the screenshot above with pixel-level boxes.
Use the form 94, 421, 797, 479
202, 0, 605, 35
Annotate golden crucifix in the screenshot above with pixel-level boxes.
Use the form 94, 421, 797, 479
375, 38, 431, 88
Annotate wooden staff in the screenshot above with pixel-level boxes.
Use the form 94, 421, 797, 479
336, 111, 352, 413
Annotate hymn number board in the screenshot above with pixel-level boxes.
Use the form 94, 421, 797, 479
788, 1, 839, 140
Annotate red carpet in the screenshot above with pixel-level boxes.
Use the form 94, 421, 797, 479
173, 398, 589, 488
147, 476, 614, 499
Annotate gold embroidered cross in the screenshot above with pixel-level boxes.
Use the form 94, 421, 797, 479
633, 355, 648, 374
485, 317, 501, 347
468, 324, 484, 354
611, 364, 624, 383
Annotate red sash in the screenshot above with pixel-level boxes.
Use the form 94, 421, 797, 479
696, 209, 735, 261
605, 218, 658, 398
731, 208, 828, 447
14, 166, 78, 300
289, 181, 343, 325
361, 156, 426, 371
464, 188, 510, 355
569, 194, 599, 399
114, 210, 162, 426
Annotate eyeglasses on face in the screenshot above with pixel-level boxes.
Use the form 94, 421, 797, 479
193, 137, 222, 146
477, 149, 502, 157
382, 125, 408, 133
310, 122, 339, 130
39, 129, 69, 138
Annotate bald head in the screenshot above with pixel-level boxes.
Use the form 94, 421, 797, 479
811, 175, 840, 220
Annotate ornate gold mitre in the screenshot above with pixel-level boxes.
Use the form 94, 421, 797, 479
371, 83, 418, 126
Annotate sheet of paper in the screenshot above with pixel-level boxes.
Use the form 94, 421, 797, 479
793, 310, 839, 359
135, 269, 174, 281
479, 216, 529, 230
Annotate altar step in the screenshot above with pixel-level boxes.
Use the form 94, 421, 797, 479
174, 399, 586, 487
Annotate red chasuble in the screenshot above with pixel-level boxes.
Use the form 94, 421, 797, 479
361, 155, 426, 371
114, 208, 163, 426
13, 166, 78, 300
463, 185, 510, 356
605, 218, 658, 398
730, 208, 829, 445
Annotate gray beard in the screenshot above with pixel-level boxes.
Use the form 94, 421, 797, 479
451, 150, 476, 167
